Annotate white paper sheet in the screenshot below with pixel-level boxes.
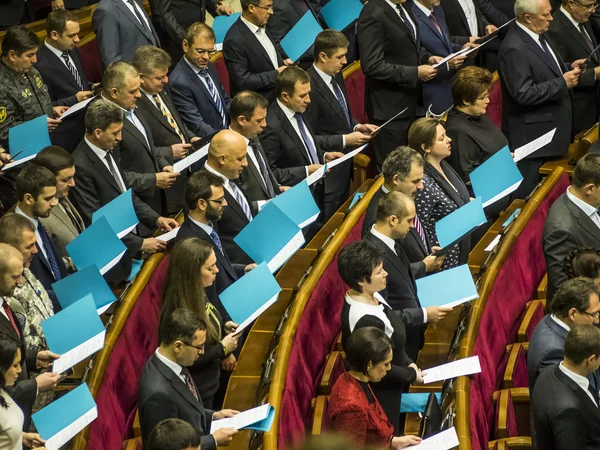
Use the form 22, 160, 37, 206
1, 153, 37, 171
173, 143, 210, 172
210, 404, 271, 432
116, 223, 138, 239
97, 302, 115, 315
423, 355, 481, 384
52, 330, 106, 374
233, 293, 279, 335
375, 107, 408, 132
100, 250, 127, 275
59, 96, 96, 120
267, 230, 305, 273
432, 47, 470, 68
461, 36, 497, 57
484, 234, 501, 252
410, 427, 460, 450
482, 180, 522, 208
156, 226, 181, 242
441, 293, 479, 309
513, 128, 556, 162
306, 164, 328, 186
326, 144, 368, 170
44, 405, 98, 450
298, 212, 320, 228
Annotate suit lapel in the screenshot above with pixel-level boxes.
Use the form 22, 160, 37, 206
189, 221, 238, 280
122, 117, 158, 167
449, 0, 471, 36
557, 10, 596, 61
237, 19, 279, 69
161, 88, 189, 138
555, 366, 600, 412
311, 70, 352, 131
223, 189, 249, 223
369, 232, 417, 295
137, 94, 174, 136
412, 5, 451, 52
246, 152, 270, 196
182, 61, 220, 111
153, 356, 204, 413
85, 144, 122, 194
408, 227, 428, 255
52, 204, 78, 237
564, 197, 600, 245
276, 104, 312, 165
516, 27, 563, 76
380, 0, 417, 45
42, 47, 81, 90
0, 306, 22, 342
114, 0, 152, 40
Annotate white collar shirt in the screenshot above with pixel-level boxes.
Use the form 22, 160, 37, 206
559, 361, 598, 406
241, 15, 279, 69
566, 186, 600, 229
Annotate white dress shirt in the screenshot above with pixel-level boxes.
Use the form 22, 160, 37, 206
550, 314, 571, 332
121, 0, 152, 29
516, 21, 561, 71
456, 0, 479, 36
155, 348, 186, 383
229, 128, 269, 188
385, 0, 417, 36
44, 40, 77, 71
85, 137, 128, 192
561, 5, 593, 42
276, 99, 319, 170
566, 186, 600, 229
15, 205, 48, 262
204, 162, 253, 219
241, 15, 279, 69
559, 361, 598, 406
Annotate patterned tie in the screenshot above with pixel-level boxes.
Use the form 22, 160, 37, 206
579, 23, 595, 51
250, 140, 276, 198
198, 70, 227, 128
396, 4, 416, 41
1, 301, 20, 338
429, 11, 443, 36
61, 51, 83, 90
539, 34, 562, 73
38, 223, 62, 281
181, 367, 200, 401
209, 228, 224, 254
229, 180, 253, 222
330, 78, 352, 130
413, 214, 429, 253
60, 199, 84, 234
294, 113, 320, 164
153, 94, 185, 143
126, 0, 157, 45
104, 153, 126, 193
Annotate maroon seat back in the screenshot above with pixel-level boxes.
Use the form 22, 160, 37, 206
213, 54, 231, 95
511, 346, 528, 389
79, 39, 104, 83
343, 66, 366, 124
487, 80, 502, 129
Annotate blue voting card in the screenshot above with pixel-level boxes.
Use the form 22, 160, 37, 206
281, 11, 323, 62
244, 405, 276, 431
219, 262, 282, 327
400, 393, 442, 413
213, 12, 241, 44
66, 216, 127, 274
128, 259, 144, 281
348, 191, 365, 211
321, 0, 363, 31
416, 264, 479, 308
270, 181, 320, 228
8, 115, 51, 159
91, 189, 138, 238
435, 198, 486, 250
32, 383, 97, 445
52, 264, 116, 312
470, 146, 523, 207
502, 208, 521, 228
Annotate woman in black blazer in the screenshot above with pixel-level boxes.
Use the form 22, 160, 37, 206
338, 240, 425, 434
409, 117, 471, 270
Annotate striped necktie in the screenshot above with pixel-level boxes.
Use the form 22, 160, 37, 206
153, 94, 185, 143
61, 51, 83, 90
229, 180, 253, 222
198, 69, 227, 128
413, 214, 429, 253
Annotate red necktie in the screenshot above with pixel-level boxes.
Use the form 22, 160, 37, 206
2, 301, 20, 338
181, 367, 199, 401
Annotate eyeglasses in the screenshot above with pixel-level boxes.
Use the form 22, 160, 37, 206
580, 310, 600, 319
194, 47, 217, 56
253, 3, 274, 11
573, 0, 598, 11
180, 341, 205, 351
208, 197, 226, 205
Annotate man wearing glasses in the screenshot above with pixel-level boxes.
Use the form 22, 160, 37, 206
170, 23, 232, 137
548, 0, 600, 135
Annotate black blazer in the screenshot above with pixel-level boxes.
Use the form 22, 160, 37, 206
498, 25, 572, 158
0, 0, 24, 29
441, 0, 489, 38
29, 234, 68, 310
532, 365, 600, 450
138, 354, 216, 449
237, 137, 280, 212
223, 17, 285, 102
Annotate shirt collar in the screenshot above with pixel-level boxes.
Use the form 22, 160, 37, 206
204, 161, 231, 185
188, 216, 214, 235
277, 99, 297, 121
566, 186, 598, 219
413, 0, 433, 16
140, 87, 156, 103
44, 40, 66, 60
381, 185, 390, 194
516, 20, 542, 42
154, 348, 183, 377
560, 5, 583, 29
184, 55, 204, 74
15, 205, 39, 229
370, 225, 397, 254
84, 136, 110, 161
385, 0, 403, 12
559, 361, 592, 393
550, 314, 571, 332
241, 14, 262, 34
312, 64, 333, 86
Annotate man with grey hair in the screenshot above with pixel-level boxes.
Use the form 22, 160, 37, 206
499, 0, 581, 197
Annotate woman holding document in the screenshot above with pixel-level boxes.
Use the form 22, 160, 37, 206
160, 238, 240, 408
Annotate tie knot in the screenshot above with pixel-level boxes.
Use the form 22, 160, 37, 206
198, 69, 209, 78
294, 112, 303, 120
61, 51, 69, 59
152, 94, 160, 101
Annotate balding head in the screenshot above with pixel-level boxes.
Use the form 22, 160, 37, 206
102, 61, 142, 110
207, 130, 248, 180
0, 244, 23, 297
515, 0, 552, 34
375, 191, 416, 241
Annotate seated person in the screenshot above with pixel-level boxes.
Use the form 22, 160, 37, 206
329, 327, 422, 448
146, 418, 201, 450
564, 248, 600, 284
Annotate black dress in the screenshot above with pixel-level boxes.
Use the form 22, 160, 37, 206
341, 293, 417, 435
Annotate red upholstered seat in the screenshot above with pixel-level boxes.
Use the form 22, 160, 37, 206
494, 390, 518, 439
343, 67, 367, 125
517, 301, 545, 343
79, 39, 104, 83
213, 54, 231, 96
487, 80, 502, 129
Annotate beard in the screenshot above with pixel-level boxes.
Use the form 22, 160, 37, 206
206, 204, 223, 222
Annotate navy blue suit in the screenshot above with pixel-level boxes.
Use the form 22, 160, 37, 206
169, 58, 231, 137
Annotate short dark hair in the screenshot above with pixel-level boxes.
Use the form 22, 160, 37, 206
184, 22, 216, 45
85, 99, 124, 134
564, 324, 600, 365
0, 213, 35, 247
146, 419, 201, 450
132, 45, 171, 75
345, 327, 393, 374
313, 29, 349, 61
408, 118, 442, 156
277, 66, 310, 98
452, 66, 494, 106
550, 277, 600, 317
1, 26, 41, 56
15, 165, 57, 201
34, 146, 74, 175
241, 0, 262, 10
572, 153, 600, 189
184, 170, 225, 210
46, 9, 79, 36
158, 308, 207, 346
381, 146, 424, 184
564, 248, 600, 280
230, 91, 269, 122
101, 61, 139, 92
376, 191, 413, 223
337, 240, 384, 292
0, 337, 20, 408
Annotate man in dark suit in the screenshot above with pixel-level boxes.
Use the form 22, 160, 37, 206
138, 308, 238, 448
543, 154, 600, 302
92, 0, 161, 67
71, 99, 178, 285
170, 23, 232, 137
133, 45, 198, 214
499, 0, 581, 197
532, 323, 600, 450
305, 30, 377, 219
528, 278, 600, 392
364, 191, 450, 360
547, 0, 600, 135
223, 0, 292, 103
357, 0, 441, 169
362, 147, 445, 278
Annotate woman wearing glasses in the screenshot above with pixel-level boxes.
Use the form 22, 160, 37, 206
160, 238, 240, 408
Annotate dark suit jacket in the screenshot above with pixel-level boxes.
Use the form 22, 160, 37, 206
532, 365, 600, 450
29, 235, 68, 310
238, 137, 280, 212
357, 0, 432, 122
138, 354, 216, 449
543, 192, 600, 302
169, 58, 231, 137
441, 0, 489, 38
547, 9, 599, 134
0, 0, 24, 29
498, 25, 572, 159
223, 17, 284, 102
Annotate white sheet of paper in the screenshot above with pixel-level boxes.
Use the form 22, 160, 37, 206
267, 229, 305, 273
210, 404, 271, 432
52, 330, 105, 374
375, 107, 408, 132
423, 355, 481, 384
60, 97, 96, 120
44, 405, 98, 450
233, 292, 279, 335
513, 128, 556, 162
97, 301, 115, 315
484, 234, 501, 252
482, 179, 522, 208
410, 427, 459, 450
1, 153, 37, 171
326, 144, 368, 171
432, 47, 470, 68
257, 199, 270, 212
441, 293, 479, 309
156, 226, 181, 242
173, 143, 210, 173
306, 164, 328, 186
100, 250, 127, 275
299, 212, 319, 228
117, 223, 138, 239
461, 36, 497, 57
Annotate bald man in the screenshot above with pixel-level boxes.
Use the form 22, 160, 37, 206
204, 130, 255, 264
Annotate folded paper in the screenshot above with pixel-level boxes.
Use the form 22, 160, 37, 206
210, 404, 275, 433
281, 11, 323, 62
270, 181, 320, 228
416, 264, 479, 309
470, 146, 523, 207
91, 189, 138, 238
52, 264, 117, 314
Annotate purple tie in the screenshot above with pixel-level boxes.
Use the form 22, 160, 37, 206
413, 214, 429, 253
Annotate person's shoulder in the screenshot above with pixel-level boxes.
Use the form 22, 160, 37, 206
223, 17, 244, 41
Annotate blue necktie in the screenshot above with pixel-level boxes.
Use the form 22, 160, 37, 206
209, 228, 223, 254
330, 78, 352, 130
61, 51, 83, 90
198, 70, 227, 128
539, 34, 561, 73
38, 223, 62, 281
396, 4, 416, 41
229, 180, 253, 222
294, 113, 320, 164
250, 140, 276, 198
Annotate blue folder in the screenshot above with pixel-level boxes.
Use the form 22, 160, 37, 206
321, 0, 363, 31
219, 262, 282, 326
32, 383, 97, 443
416, 264, 479, 308
244, 405, 275, 431
470, 146, 523, 207
435, 198, 486, 250
400, 393, 442, 413
213, 12, 241, 44
91, 189, 138, 238
52, 264, 116, 311
270, 181, 320, 228
502, 208, 521, 228
66, 216, 127, 273
9, 115, 51, 159
281, 11, 323, 62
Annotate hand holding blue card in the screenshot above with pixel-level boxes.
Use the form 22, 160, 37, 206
280, 11, 323, 62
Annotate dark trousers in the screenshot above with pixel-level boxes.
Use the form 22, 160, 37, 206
515, 157, 546, 199
323, 182, 350, 222
371, 117, 412, 171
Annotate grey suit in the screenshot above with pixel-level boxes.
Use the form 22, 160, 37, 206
543, 192, 600, 302
39, 198, 84, 268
